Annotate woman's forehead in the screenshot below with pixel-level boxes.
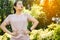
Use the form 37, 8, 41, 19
17, 1, 22, 4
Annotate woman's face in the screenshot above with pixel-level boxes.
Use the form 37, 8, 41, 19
14, 1, 23, 11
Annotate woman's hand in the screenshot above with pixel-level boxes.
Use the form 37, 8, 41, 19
26, 30, 30, 34
11, 32, 18, 36
30, 27, 35, 31
22, 29, 30, 35
11, 29, 19, 36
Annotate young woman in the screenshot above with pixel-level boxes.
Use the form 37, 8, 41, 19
0, 0, 39, 40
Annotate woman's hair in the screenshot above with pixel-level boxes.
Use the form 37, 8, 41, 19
13, 0, 22, 13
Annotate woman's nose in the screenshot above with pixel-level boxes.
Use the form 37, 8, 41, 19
21, 5, 23, 8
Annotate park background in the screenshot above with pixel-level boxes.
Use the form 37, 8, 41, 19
0, 0, 60, 40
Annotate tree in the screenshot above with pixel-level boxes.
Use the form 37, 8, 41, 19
43, 0, 60, 24
0, 0, 13, 35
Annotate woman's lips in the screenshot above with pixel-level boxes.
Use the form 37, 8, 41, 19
21, 6, 23, 8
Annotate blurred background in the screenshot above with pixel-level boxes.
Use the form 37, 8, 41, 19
0, 0, 60, 40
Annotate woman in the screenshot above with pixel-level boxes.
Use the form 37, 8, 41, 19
0, 0, 39, 40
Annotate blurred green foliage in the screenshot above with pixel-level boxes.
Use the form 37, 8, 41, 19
0, 0, 13, 35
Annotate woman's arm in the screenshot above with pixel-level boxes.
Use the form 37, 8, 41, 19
0, 21, 17, 36
0, 22, 12, 34
29, 17, 39, 30
27, 14, 39, 31
0, 15, 17, 36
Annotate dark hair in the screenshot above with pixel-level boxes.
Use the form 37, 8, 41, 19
13, 0, 22, 13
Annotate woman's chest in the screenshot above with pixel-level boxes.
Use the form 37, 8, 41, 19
10, 15, 28, 23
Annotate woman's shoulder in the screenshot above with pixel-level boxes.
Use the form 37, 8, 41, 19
8, 14, 15, 16
7, 14, 15, 17
23, 13, 31, 16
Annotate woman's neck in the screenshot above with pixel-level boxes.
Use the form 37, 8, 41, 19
15, 10, 22, 15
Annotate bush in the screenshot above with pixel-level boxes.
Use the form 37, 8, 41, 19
30, 24, 60, 40
2, 33, 11, 40
30, 29, 54, 40
54, 26, 60, 40
0, 0, 13, 35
